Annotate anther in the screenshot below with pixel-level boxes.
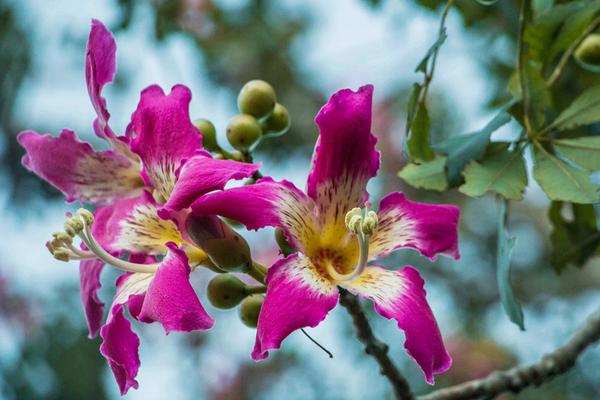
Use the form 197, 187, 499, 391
52, 249, 71, 262
344, 207, 362, 227
64, 217, 84, 237
362, 211, 378, 236
52, 231, 73, 245
77, 208, 94, 226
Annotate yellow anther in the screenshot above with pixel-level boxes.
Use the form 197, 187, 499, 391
77, 208, 94, 226
64, 217, 84, 237
347, 215, 363, 235
52, 231, 73, 245
52, 249, 71, 262
49, 237, 63, 249
362, 211, 378, 236
345, 208, 362, 227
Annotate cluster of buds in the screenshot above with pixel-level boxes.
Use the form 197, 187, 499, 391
194, 80, 290, 160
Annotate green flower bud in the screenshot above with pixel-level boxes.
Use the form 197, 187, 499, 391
186, 214, 251, 272
275, 228, 296, 257
194, 118, 220, 152
237, 80, 277, 119
239, 294, 264, 328
207, 274, 248, 309
230, 150, 245, 162
226, 114, 262, 152
575, 34, 600, 73
261, 103, 290, 137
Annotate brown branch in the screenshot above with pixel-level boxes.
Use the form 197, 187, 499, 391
339, 290, 414, 400
419, 307, 600, 400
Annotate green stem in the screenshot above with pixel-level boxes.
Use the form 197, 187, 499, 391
247, 261, 267, 283
517, 0, 533, 137
418, 0, 457, 104
245, 285, 267, 295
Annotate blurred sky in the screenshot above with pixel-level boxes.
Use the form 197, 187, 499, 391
2, 0, 600, 399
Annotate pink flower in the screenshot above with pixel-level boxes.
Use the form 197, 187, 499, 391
191, 85, 460, 384
18, 20, 258, 395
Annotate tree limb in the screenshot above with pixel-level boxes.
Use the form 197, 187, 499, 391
419, 306, 600, 400
339, 290, 414, 400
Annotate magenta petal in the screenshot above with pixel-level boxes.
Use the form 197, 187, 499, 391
129, 84, 202, 199
86, 19, 117, 140
370, 192, 460, 261
79, 259, 105, 338
252, 254, 338, 360
191, 177, 317, 252
93, 193, 181, 255
308, 85, 380, 210
100, 303, 140, 395
138, 243, 214, 332
159, 153, 260, 219
344, 266, 452, 384
17, 130, 143, 204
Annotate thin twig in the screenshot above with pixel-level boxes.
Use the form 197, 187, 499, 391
517, 0, 533, 137
419, 306, 600, 400
339, 290, 415, 400
300, 328, 334, 359
418, 0, 457, 104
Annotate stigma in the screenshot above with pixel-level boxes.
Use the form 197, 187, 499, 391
325, 208, 378, 283
47, 208, 159, 274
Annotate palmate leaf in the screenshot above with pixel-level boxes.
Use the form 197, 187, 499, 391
398, 156, 448, 191
552, 85, 600, 131
459, 144, 527, 200
554, 136, 600, 171
496, 198, 524, 330
406, 101, 434, 162
432, 110, 512, 184
549, 202, 600, 273
533, 146, 600, 204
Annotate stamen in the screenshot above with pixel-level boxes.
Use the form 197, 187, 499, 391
324, 208, 379, 283
47, 209, 159, 274
78, 220, 159, 274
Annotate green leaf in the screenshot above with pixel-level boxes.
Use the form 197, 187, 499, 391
459, 144, 527, 200
533, 146, 600, 203
525, 1, 584, 64
398, 156, 448, 191
406, 102, 434, 162
496, 198, 524, 330
552, 86, 600, 131
522, 63, 552, 130
475, 0, 498, 5
547, 0, 600, 62
433, 110, 512, 184
415, 28, 447, 74
532, 0, 554, 17
554, 136, 600, 171
549, 202, 600, 273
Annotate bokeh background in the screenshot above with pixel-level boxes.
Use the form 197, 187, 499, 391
1, 0, 599, 399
